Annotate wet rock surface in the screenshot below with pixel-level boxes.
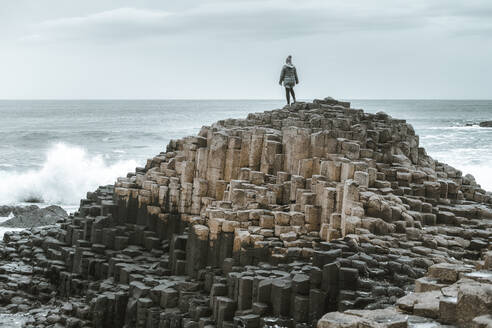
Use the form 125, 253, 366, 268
0, 205, 67, 228
0, 98, 491, 327
0, 313, 32, 328
0, 205, 39, 217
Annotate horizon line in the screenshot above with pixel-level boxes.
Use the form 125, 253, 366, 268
1, 98, 492, 101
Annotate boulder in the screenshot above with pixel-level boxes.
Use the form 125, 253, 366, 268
484, 251, 492, 270
0, 205, 39, 217
479, 120, 492, 128
427, 263, 472, 284
317, 312, 360, 328
0, 205, 68, 228
456, 281, 492, 326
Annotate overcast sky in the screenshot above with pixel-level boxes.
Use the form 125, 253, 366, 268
0, 0, 491, 99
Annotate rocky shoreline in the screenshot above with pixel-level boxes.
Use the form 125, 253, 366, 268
0, 205, 68, 228
0, 97, 491, 328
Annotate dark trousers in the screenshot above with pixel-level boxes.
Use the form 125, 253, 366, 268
285, 87, 296, 104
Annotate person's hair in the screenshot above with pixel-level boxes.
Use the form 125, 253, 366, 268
286, 55, 292, 64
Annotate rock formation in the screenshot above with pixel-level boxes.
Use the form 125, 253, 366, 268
1, 205, 40, 217
479, 121, 492, 128
0, 97, 491, 327
0, 205, 67, 228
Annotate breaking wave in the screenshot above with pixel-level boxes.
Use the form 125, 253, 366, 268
0, 143, 137, 205
443, 162, 492, 192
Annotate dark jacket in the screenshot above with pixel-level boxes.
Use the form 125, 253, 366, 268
279, 64, 299, 87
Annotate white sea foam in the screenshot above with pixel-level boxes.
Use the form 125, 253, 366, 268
0, 213, 22, 240
0, 143, 137, 206
0, 212, 14, 223
0, 313, 31, 327
450, 163, 492, 192
426, 126, 485, 131
430, 152, 492, 191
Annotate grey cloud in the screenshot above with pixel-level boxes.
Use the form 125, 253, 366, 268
427, 0, 492, 17
19, 0, 492, 44
422, 0, 492, 36
21, 1, 434, 43
22, 8, 176, 42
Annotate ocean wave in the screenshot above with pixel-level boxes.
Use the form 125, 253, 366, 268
457, 164, 492, 192
0, 212, 14, 223
0, 143, 137, 206
431, 157, 492, 192
424, 126, 492, 131
19, 131, 58, 141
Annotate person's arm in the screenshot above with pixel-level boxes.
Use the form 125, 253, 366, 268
279, 66, 285, 85
294, 67, 299, 84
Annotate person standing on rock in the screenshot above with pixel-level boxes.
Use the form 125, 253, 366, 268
279, 55, 299, 105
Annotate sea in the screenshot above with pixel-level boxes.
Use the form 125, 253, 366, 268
0, 99, 491, 230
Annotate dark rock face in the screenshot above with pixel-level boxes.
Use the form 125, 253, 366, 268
0, 205, 67, 228
479, 120, 492, 127
0, 205, 39, 217
0, 98, 491, 328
